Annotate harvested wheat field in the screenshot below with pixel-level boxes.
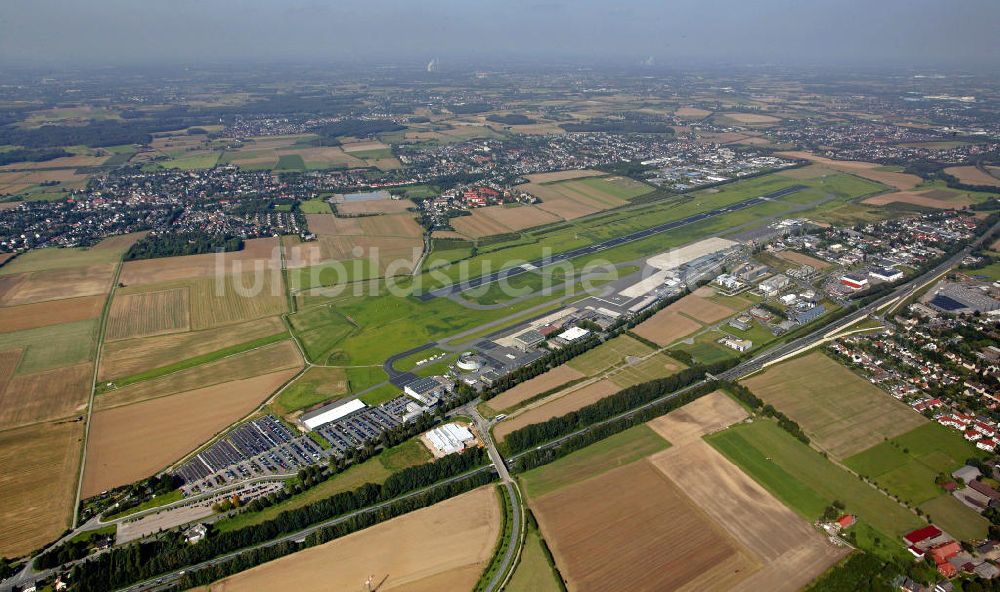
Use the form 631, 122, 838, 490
341, 140, 391, 153
186, 272, 287, 329
119, 237, 282, 285
777, 152, 921, 190
646, 392, 848, 592
99, 316, 286, 381
524, 169, 604, 184
337, 198, 416, 215
451, 205, 561, 238
206, 487, 501, 592
83, 368, 299, 496
97, 340, 303, 410
631, 310, 702, 347
105, 287, 190, 340
0, 295, 104, 333
676, 107, 712, 118
864, 189, 973, 210
316, 235, 423, 268
0, 420, 82, 557
0, 264, 115, 306
495, 379, 618, 442
775, 250, 831, 269
744, 352, 926, 458
722, 112, 781, 124
0, 363, 91, 428
532, 459, 757, 592
670, 293, 737, 324
305, 213, 422, 238
945, 166, 1000, 188
488, 365, 585, 412
0, 349, 21, 392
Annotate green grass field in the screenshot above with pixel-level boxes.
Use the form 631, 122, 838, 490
566, 334, 653, 375
0, 319, 98, 374
344, 366, 389, 392
519, 424, 669, 498
348, 148, 394, 160
102, 490, 183, 520
845, 423, 985, 507
276, 154, 306, 170
707, 419, 924, 540
162, 153, 220, 170
0, 245, 122, 274
918, 494, 990, 541
506, 521, 562, 592
357, 383, 401, 405
271, 366, 348, 416
378, 438, 432, 471
298, 199, 332, 214
564, 175, 653, 200
289, 286, 564, 366
99, 332, 289, 390
967, 262, 1000, 282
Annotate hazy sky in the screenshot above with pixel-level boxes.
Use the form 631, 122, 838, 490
1, 0, 998, 68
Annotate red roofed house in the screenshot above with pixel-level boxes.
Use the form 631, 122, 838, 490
939, 562, 958, 578
836, 514, 856, 529
903, 525, 944, 550
931, 541, 962, 565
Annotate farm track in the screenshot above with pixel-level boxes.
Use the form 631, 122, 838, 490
73, 252, 125, 527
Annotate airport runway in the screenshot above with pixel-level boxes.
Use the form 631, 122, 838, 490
417, 185, 806, 300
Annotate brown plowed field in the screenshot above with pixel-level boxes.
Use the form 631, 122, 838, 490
204, 487, 501, 592
646, 392, 848, 592
0, 363, 91, 428
743, 352, 926, 458
105, 287, 190, 340
494, 379, 618, 442
305, 213, 422, 238
0, 349, 23, 394
488, 365, 585, 412
451, 205, 562, 238
83, 368, 299, 496
0, 420, 83, 557
775, 250, 831, 269
864, 189, 973, 209
99, 316, 286, 381
531, 460, 756, 592
524, 170, 603, 184
722, 112, 781, 124
119, 237, 281, 285
337, 198, 416, 215
945, 166, 1000, 188
0, 264, 115, 306
97, 340, 303, 410
0, 294, 104, 333
631, 310, 702, 346
670, 294, 737, 324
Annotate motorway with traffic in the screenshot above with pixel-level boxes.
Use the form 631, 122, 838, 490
7, 216, 991, 592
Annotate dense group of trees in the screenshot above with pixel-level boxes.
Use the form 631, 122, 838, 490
720, 381, 809, 444
0, 147, 73, 166
124, 232, 244, 261
0, 118, 192, 149
805, 553, 901, 592
512, 380, 723, 472
448, 103, 492, 114
505, 360, 737, 456
486, 114, 536, 125
313, 120, 405, 142
176, 470, 495, 589
68, 448, 487, 591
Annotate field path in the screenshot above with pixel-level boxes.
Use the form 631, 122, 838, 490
73, 250, 125, 526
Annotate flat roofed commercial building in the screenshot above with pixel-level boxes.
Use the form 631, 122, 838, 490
302, 398, 367, 431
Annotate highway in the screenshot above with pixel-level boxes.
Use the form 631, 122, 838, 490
9, 219, 990, 592
418, 185, 806, 300
509, 221, 999, 465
